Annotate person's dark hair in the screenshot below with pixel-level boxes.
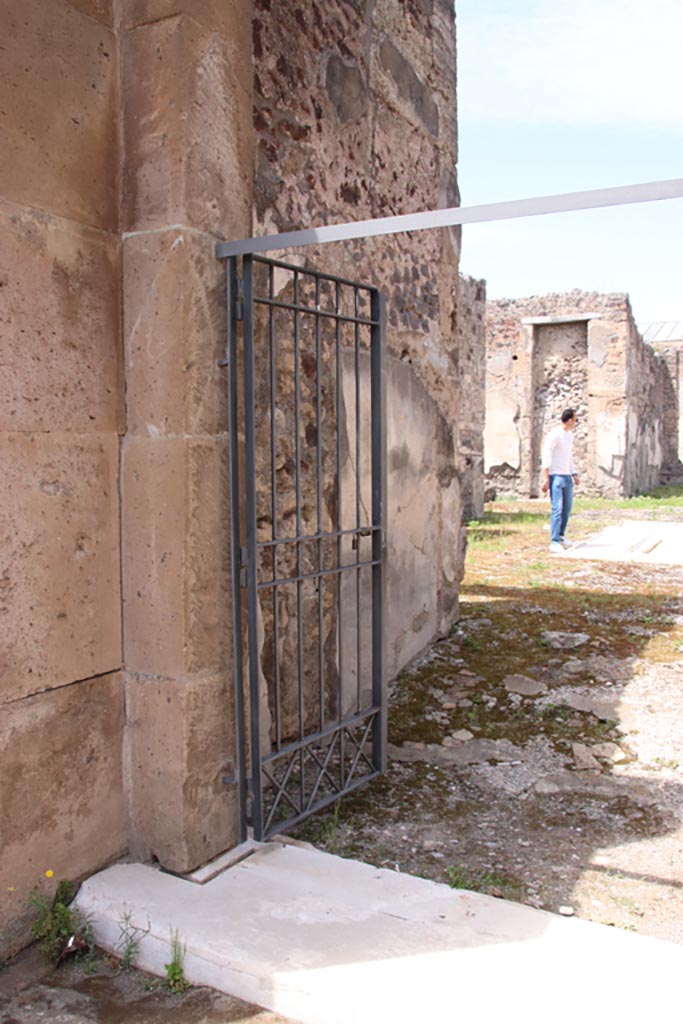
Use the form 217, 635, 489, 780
561, 408, 576, 423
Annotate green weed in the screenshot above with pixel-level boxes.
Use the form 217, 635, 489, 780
115, 909, 147, 971
29, 880, 95, 966
164, 929, 190, 993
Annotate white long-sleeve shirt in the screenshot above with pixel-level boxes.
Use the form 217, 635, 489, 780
541, 424, 576, 475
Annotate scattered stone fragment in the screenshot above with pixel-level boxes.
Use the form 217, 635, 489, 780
563, 658, 585, 674
442, 701, 457, 710
591, 742, 628, 764
451, 729, 474, 742
504, 674, 548, 696
543, 631, 591, 649
442, 736, 456, 747
563, 692, 619, 721
572, 742, 603, 771
559, 905, 575, 917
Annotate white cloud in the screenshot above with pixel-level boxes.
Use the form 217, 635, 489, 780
457, 0, 683, 129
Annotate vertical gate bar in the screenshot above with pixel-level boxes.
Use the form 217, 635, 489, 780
293, 271, 305, 811
269, 263, 282, 751
335, 280, 345, 788
354, 285, 361, 714
226, 256, 248, 843
242, 256, 264, 838
315, 274, 324, 732
370, 288, 387, 770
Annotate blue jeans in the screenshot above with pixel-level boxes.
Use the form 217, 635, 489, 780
550, 474, 573, 543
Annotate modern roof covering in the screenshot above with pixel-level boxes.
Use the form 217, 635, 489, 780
641, 321, 683, 343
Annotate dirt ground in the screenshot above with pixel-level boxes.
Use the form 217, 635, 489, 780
0, 946, 290, 1024
3, 493, 683, 1021
294, 494, 683, 944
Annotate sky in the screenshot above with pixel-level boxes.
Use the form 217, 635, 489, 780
455, 0, 683, 326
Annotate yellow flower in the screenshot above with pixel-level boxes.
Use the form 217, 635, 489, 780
44, 870, 54, 878
8, 886, 15, 892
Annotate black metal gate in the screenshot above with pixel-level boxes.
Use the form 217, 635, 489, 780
223, 254, 386, 842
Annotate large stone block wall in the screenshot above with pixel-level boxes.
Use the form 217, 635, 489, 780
1, 0, 254, 955
485, 291, 668, 498
118, 0, 253, 871
0, 0, 125, 956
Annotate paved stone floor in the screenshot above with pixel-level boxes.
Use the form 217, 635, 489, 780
563, 520, 683, 564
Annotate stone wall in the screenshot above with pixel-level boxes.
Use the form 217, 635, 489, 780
0, 0, 126, 955
1, 0, 485, 955
457, 275, 487, 520
252, 0, 475, 676
648, 338, 683, 472
1, 0, 253, 956
484, 291, 669, 498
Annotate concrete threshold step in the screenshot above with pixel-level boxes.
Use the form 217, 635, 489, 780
76, 842, 683, 1024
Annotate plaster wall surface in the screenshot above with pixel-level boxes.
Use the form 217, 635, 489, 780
485, 291, 669, 499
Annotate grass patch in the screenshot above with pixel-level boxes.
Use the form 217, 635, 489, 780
445, 863, 523, 898
574, 485, 683, 512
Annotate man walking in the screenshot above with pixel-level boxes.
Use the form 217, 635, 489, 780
541, 408, 579, 553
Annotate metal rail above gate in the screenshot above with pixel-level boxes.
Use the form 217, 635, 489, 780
221, 254, 386, 841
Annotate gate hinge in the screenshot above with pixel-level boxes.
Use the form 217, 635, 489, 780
239, 546, 248, 588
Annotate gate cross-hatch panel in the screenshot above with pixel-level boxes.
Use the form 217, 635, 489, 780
224, 255, 387, 842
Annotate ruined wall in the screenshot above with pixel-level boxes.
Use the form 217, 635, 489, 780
485, 291, 667, 499
649, 339, 683, 470
0, 0, 126, 955
457, 275, 487, 519
253, 0, 471, 677
625, 320, 665, 494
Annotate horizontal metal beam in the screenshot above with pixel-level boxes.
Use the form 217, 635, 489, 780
215, 177, 683, 258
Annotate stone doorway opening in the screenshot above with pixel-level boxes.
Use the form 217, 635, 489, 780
529, 318, 589, 496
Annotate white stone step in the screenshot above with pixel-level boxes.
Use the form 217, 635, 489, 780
75, 842, 683, 1024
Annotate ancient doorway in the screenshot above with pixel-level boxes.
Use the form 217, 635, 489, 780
223, 255, 387, 842
529, 320, 589, 496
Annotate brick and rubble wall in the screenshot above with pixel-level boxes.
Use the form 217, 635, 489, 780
252, 0, 482, 679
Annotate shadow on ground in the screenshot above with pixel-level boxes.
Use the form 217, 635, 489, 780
292, 577, 683, 943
